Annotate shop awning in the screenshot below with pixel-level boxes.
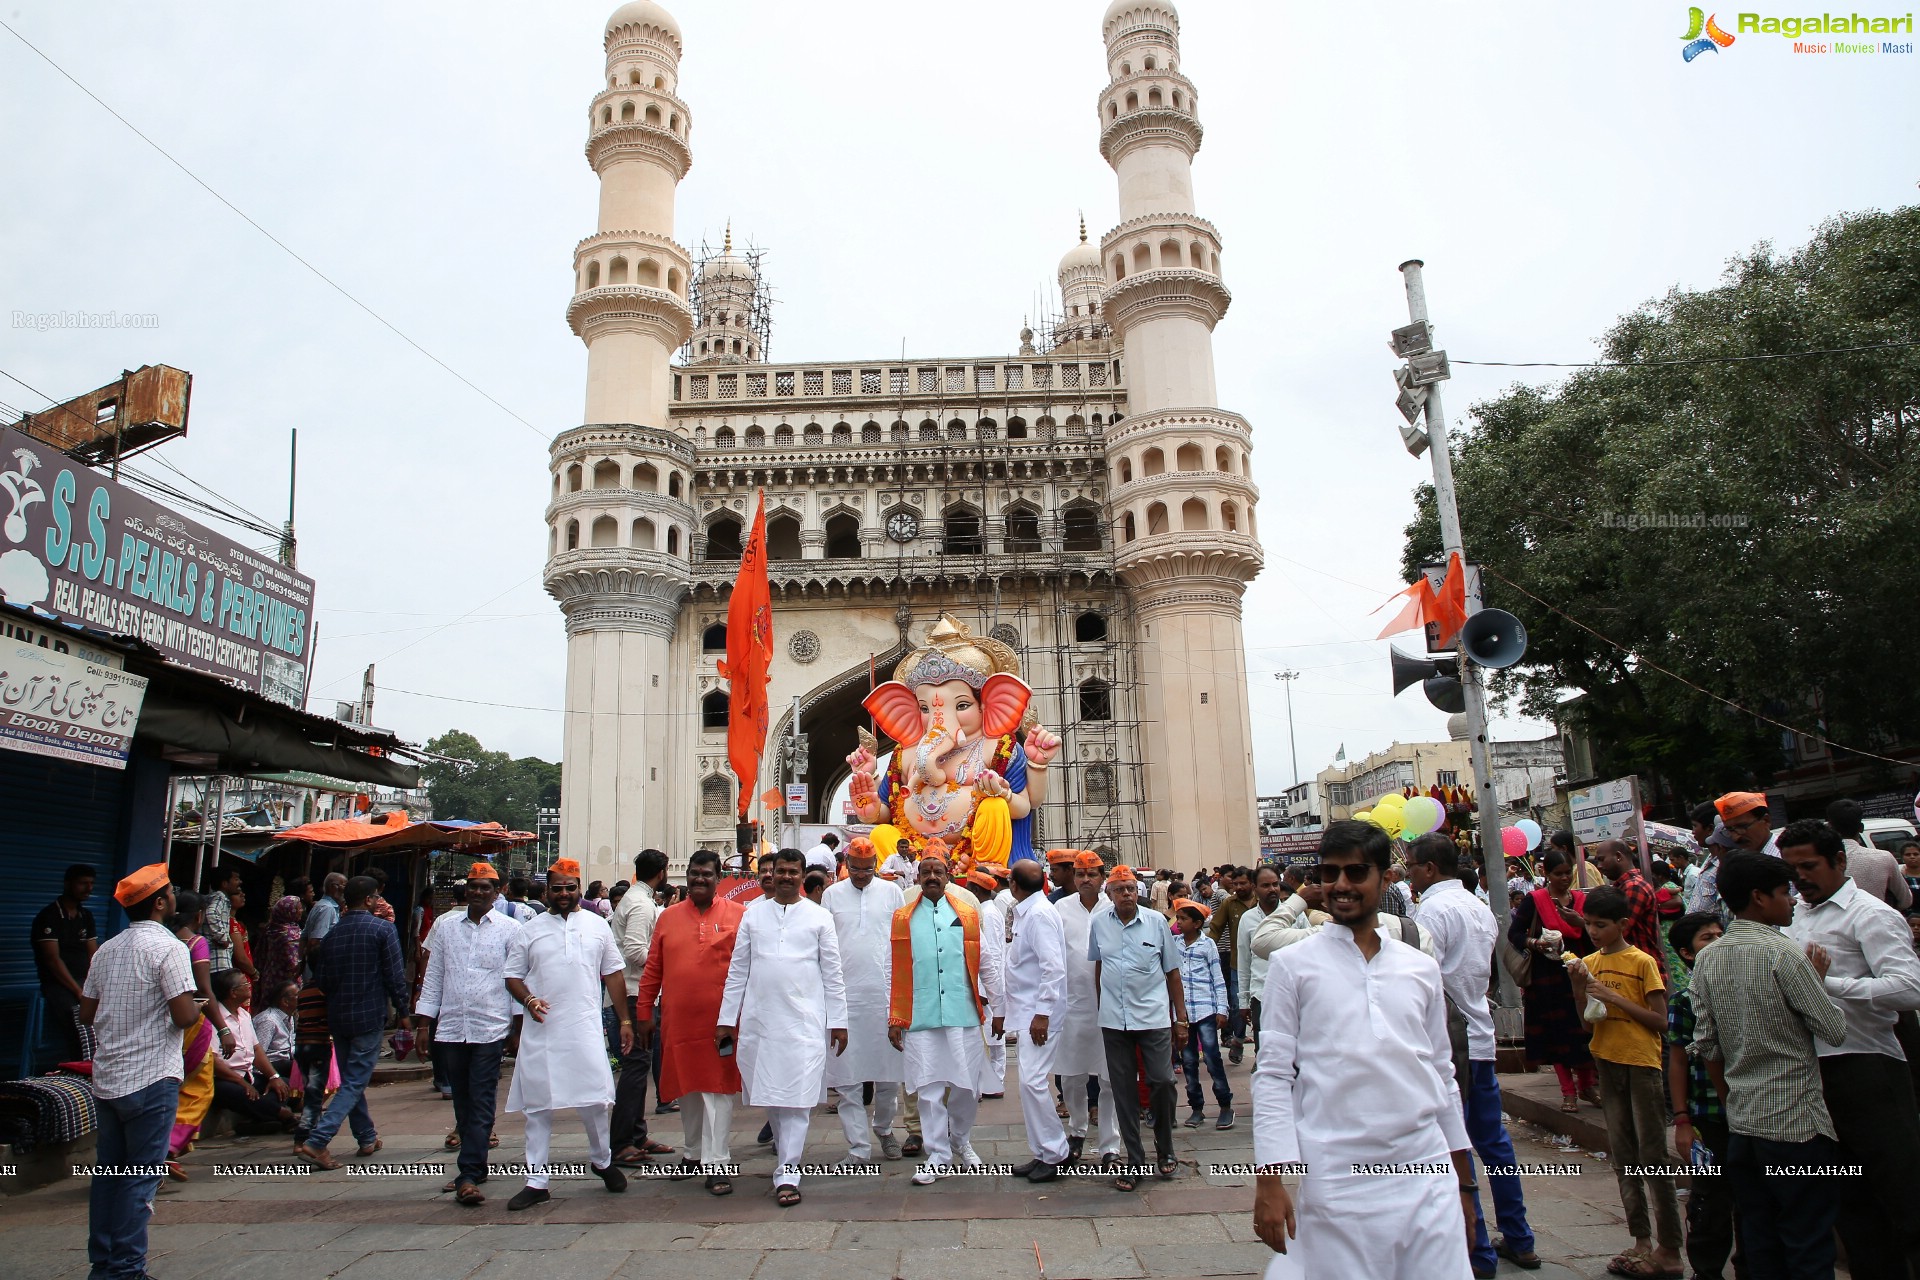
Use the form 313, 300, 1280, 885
272, 812, 536, 854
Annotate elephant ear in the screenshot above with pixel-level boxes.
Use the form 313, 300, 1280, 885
977, 673, 1032, 739
862, 681, 924, 745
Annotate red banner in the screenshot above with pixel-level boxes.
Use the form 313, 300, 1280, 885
717, 493, 771, 819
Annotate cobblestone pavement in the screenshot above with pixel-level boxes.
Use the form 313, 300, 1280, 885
3, 1048, 1655, 1279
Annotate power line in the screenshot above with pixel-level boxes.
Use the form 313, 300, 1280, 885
1455, 337, 1920, 370
0, 18, 546, 443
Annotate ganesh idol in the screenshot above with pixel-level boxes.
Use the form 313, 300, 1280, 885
845, 614, 1061, 869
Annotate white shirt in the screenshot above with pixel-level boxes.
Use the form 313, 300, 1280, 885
1413, 878, 1498, 1062
1004, 892, 1067, 1035
1785, 876, 1920, 1060
416, 907, 524, 1044
1253, 922, 1471, 1171
804, 842, 839, 874
719, 897, 850, 1107
82, 920, 196, 1099
1236, 901, 1271, 1011
611, 881, 658, 990
879, 851, 918, 883
822, 875, 906, 1087
504, 907, 624, 1112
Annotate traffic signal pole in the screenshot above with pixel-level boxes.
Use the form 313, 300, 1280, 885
1398, 259, 1517, 1008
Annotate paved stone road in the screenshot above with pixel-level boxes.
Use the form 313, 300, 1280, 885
2, 1048, 1656, 1279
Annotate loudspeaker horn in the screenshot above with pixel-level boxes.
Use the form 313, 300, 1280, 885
1391, 646, 1452, 696
1423, 676, 1466, 714
1461, 609, 1528, 669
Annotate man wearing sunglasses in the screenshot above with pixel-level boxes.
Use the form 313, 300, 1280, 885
1251, 820, 1479, 1278
1715, 792, 1779, 859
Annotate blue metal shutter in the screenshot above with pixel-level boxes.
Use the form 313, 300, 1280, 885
0, 752, 129, 1071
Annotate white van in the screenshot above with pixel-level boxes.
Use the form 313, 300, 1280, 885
1861, 816, 1917, 854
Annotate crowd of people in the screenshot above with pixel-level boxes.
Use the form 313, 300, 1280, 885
52, 783, 1920, 1280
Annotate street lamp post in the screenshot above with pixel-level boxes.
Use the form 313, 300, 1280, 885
1276, 669, 1301, 788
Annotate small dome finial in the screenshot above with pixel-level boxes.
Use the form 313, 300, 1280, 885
1078, 211, 1088, 244
723, 221, 732, 254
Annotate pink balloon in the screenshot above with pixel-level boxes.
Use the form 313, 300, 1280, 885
1501, 826, 1528, 858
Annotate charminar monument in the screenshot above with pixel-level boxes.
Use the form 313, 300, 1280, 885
544, 0, 1263, 880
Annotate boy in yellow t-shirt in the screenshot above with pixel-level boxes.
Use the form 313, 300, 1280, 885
1570, 884, 1683, 1280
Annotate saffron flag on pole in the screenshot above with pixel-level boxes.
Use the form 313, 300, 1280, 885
716, 492, 772, 819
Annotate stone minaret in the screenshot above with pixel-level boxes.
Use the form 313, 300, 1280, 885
1096, 0, 1264, 860
545, 1, 698, 881
687, 225, 764, 365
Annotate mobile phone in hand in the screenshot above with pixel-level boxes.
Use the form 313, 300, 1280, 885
717, 1034, 735, 1057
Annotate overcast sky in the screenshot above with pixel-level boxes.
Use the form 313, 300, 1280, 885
3, 1, 1913, 796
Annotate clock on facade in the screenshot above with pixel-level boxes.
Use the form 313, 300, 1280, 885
886, 510, 920, 543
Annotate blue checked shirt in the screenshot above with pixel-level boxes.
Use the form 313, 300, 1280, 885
313, 909, 408, 1038
1175, 934, 1228, 1021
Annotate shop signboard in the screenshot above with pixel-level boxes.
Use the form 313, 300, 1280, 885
0, 636, 149, 769
1260, 830, 1325, 869
0, 425, 315, 708
1568, 775, 1650, 874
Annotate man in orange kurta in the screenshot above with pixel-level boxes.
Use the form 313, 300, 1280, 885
636, 850, 745, 1196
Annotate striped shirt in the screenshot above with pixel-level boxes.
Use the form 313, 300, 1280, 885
82, 920, 196, 1099
1175, 934, 1228, 1021
1688, 918, 1847, 1142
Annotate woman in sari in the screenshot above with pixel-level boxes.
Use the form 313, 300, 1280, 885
166, 890, 239, 1178
254, 895, 305, 1014
1505, 848, 1596, 1112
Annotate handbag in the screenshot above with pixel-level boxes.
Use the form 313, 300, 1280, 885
1497, 931, 1533, 987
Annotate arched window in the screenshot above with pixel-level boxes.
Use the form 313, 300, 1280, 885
1075, 611, 1108, 642
567, 463, 583, 492
1176, 443, 1203, 471
702, 623, 727, 652
701, 773, 731, 816
644, 104, 661, 126
633, 461, 658, 490
832, 422, 853, 445
946, 419, 967, 440
1148, 87, 1163, 108
637, 259, 660, 287
620, 101, 635, 122
1192, 242, 1208, 271
1004, 507, 1041, 553
1122, 512, 1136, 542
942, 509, 983, 555
1215, 445, 1233, 473
919, 420, 939, 441
803, 423, 824, 446
775, 424, 795, 447
705, 515, 743, 561
976, 418, 997, 440
667, 526, 680, 555
891, 421, 909, 443
702, 690, 730, 731
1006, 417, 1028, 440
609, 257, 629, 285
1132, 243, 1152, 274
1182, 497, 1209, 531
1142, 448, 1165, 477
1222, 501, 1239, 532
715, 426, 736, 448
1146, 502, 1168, 535
861, 422, 882, 444
1113, 254, 1126, 280
744, 426, 766, 448
1079, 678, 1113, 722
565, 519, 580, 550
1085, 764, 1116, 807
586, 261, 601, 289
1116, 458, 1133, 484
591, 515, 619, 547
668, 472, 683, 498
631, 516, 657, 549
1062, 505, 1103, 551
824, 512, 862, 559
766, 513, 802, 561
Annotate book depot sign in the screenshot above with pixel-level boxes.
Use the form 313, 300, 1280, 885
0, 425, 315, 707
0, 637, 148, 768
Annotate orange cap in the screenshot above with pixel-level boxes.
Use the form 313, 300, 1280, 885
1045, 847, 1077, 865
847, 836, 876, 861
548, 857, 583, 881
466, 862, 499, 881
966, 870, 997, 891
114, 862, 170, 906
1107, 864, 1139, 884
1073, 850, 1106, 871
1714, 792, 1767, 822
921, 838, 951, 865
1171, 897, 1211, 920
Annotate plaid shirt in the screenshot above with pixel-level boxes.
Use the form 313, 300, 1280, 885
1615, 869, 1668, 980
1175, 934, 1228, 1021
203, 889, 234, 972
82, 921, 196, 1099
1666, 985, 1721, 1122
313, 909, 408, 1038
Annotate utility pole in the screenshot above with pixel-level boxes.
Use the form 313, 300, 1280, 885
279, 428, 298, 569
1397, 259, 1516, 1008
1276, 669, 1301, 788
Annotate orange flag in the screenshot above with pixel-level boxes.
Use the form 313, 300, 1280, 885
1374, 576, 1438, 640
1431, 553, 1469, 647
716, 493, 772, 819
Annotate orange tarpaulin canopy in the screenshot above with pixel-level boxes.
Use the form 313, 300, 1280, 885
272, 816, 537, 855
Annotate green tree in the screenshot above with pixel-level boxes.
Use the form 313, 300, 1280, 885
1403, 206, 1920, 806
420, 730, 561, 833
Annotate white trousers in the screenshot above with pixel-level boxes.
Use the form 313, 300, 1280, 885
521, 1104, 611, 1189
1064, 1072, 1122, 1157
1261, 1172, 1476, 1280
916, 1085, 979, 1169
766, 1104, 811, 1188
678, 1091, 734, 1170
832, 1083, 899, 1159
1014, 1032, 1071, 1165
986, 1032, 1007, 1091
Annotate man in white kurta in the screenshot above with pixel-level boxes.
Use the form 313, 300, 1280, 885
717, 848, 848, 1201
1054, 852, 1122, 1164
998, 859, 1072, 1180
821, 839, 907, 1164
501, 861, 631, 1209
967, 870, 1010, 1098
1252, 822, 1475, 1278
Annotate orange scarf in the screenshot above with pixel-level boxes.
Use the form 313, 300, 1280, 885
888, 888, 982, 1029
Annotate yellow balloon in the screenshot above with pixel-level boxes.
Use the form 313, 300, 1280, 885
1375, 792, 1407, 812
1353, 809, 1373, 824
